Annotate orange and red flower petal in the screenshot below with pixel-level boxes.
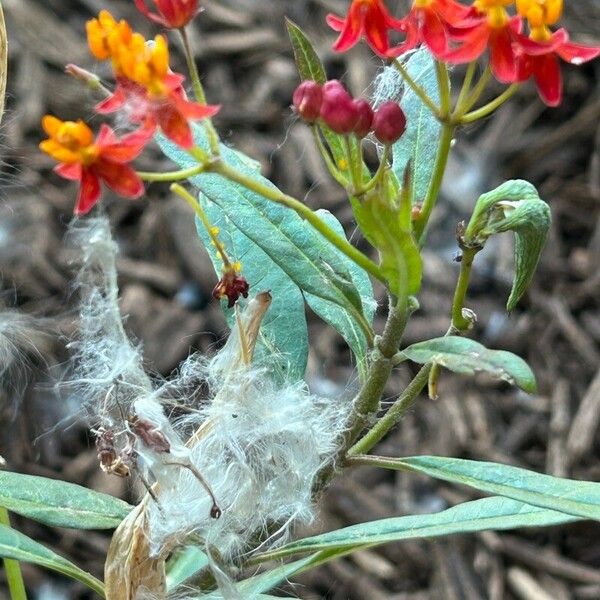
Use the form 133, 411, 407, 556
95, 160, 145, 199
327, 0, 405, 58
75, 169, 102, 215
54, 163, 82, 181
134, 0, 199, 29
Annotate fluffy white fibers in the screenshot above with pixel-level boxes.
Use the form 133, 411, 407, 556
70, 217, 351, 577
146, 329, 351, 561
68, 216, 154, 434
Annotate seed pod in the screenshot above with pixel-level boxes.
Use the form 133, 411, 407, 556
320, 80, 359, 134
373, 101, 407, 144
352, 99, 375, 138
292, 81, 323, 122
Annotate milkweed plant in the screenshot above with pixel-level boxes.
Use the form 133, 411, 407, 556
1, 0, 599, 598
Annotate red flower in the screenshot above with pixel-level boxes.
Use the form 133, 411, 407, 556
212, 269, 250, 308
40, 116, 146, 215
396, 0, 472, 58
93, 33, 219, 148
134, 0, 200, 29
96, 76, 217, 149
516, 28, 600, 106
326, 0, 406, 58
443, 4, 523, 83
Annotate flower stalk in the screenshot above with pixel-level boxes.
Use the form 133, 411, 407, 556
0, 507, 27, 600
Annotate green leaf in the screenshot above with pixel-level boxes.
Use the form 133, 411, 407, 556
0, 471, 132, 530
399, 336, 537, 393
166, 545, 209, 590
349, 180, 422, 298
158, 128, 374, 376
196, 196, 309, 381
0, 524, 105, 595
369, 455, 600, 522
259, 496, 580, 560
464, 180, 551, 310
388, 49, 441, 205
305, 210, 376, 371
285, 18, 326, 84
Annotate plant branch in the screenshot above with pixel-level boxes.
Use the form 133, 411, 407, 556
413, 122, 455, 244
0, 508, 27, 600
179, 27, 221, 156
392, 58, 440, 117
209, 159, 387, 285
137, 164, 208, 182
460, 84, 520, 124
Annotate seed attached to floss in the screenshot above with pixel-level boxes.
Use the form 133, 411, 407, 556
293, 81, 323, 122
373, 101, 407, 144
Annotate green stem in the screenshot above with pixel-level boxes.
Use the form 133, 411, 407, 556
343, 136, 361, 190
0, 508, 27, 600
179, 27, 221, 156
311, 126, 349, 187
435, 60, 451, 119
356, 145, 391, 195
451, 246, 480, 331
454, 61, 477, 117
209, 159, 387, 285
413, 122, 455, 245
137, 164, 207, 182
392, 58, 440, 118
348, 363, 432, 456
460, 84, 520, 124
460, 65, 492, 116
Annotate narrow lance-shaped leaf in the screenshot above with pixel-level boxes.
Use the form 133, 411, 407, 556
196, 195, 309, 381
258, 496, 580, 561
366, 455, 600, 522
0, 524, 105, 595
399, 336, 537, 393
157, 127, 374, 375
0, 470, 132, 529
377, 48, 441, 205
464, 179, 551, 310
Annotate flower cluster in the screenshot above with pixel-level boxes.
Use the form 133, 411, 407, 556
328, 0, 600, 106
294, 80, 406, 144
40, 7, 217, 214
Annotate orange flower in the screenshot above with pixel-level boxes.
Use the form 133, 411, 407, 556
134, 0, 200, 29
86, 10, 133, 75
86, 12, 219, 148
40, 116, 146, 215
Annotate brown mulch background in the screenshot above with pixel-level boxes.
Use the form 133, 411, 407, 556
0, 0, 599, 598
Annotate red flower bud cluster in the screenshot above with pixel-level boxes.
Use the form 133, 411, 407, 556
293, 80, 406, 144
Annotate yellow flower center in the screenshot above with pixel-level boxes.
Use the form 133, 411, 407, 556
40, 116, 99, 166
118, 34, 170, 97
86, 10, 132, 74
474, 0, 513, 27
516, 0, 562, 28
414, 0, 435, 9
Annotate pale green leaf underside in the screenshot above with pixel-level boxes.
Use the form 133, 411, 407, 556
0, 524, 105, 595
157, 128, 375, 378
259, 496, 579, 561
390, 49, 441, 205
373, 455, 600, 522
196, 196, 309, 381
0, 471, 132, 530
400, 336, 537, 393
